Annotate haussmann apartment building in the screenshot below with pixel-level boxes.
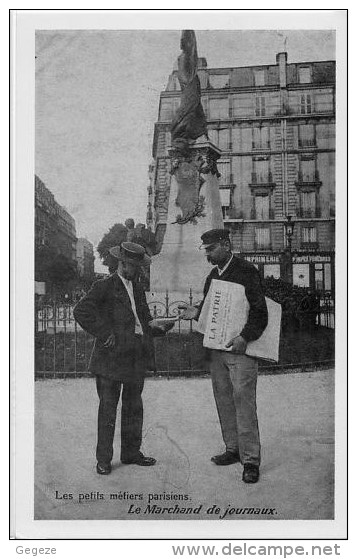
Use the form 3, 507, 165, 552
147, 51, 335, 292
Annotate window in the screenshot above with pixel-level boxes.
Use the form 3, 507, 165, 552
298, 158, 318, 183
210, 129, 230, 150
252, 157, 270, 183
231, 128, 240, 151
324, 263, 332, 291
302, 227, 317, 244
299, 124, 315, 148
255, 227, 270, 248
293, 264, 310, 287
255, 96, 266, 117
159, 98, 180, 122
264, 264, 280, 279
300, 94, 312, 115
314, 92, 334, 113
300, 191, 317, 218
209, 98, 229, 119
254, 69, 265, 86
219, 188, 231, 207
173, 97, 180, 115
159, 99, 173, 122
209, 74, 229, 89
219, 188, 231, 218
252, 126, 270, 149
165, 131, 171, 155
167, 74, 180, 91
217, 160, 231, 185
201, 96, 208, 117
314, 263, 324, 291
232, 95, 254, 118
298, 67, 311, 84
255, 195, 270, 220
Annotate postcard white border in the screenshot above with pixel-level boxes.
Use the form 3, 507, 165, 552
11, 9, 347, 540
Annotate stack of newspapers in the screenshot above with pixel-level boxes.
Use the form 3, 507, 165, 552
197, 279, 282, 363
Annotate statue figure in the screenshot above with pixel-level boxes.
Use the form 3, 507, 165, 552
125, 218, 136, 242
171, 30, 208, 155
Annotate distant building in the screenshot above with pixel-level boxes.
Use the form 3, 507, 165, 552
76, 238, 95, 282
148, 52, 335, 291
35, 175, 77, 261
35, 175, 78, 286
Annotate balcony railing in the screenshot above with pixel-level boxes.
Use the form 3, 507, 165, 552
254, 241, 272, 251
222, 207, 244, 220
296, 171, 321, 184
301, 241, 319, 250
251, 172, 274, 184
298, 139, 316, 148
296, 207, 321, 218
252, 141, 271, 150
250, 208, 275, 220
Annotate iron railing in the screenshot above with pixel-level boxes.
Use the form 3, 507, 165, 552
35, 286, 335, 376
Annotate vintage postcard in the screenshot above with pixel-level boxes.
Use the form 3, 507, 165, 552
11, 10, 347, 540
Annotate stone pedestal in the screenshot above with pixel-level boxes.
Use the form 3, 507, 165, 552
149, 139, 223, 311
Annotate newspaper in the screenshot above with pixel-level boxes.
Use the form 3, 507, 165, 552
197, 279, 282, 362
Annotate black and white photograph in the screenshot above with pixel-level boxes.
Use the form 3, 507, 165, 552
12, 9, 347, 540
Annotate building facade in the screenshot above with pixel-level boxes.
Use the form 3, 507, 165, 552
148, 52, 335, 292
76, 237, 95, 282
35, 175, 77, 267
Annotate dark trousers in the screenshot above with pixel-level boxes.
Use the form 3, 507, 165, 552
95, 375, 145, 465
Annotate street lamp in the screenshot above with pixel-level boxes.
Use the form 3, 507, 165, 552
283, 215, 295, 283
284, 215, 295, 250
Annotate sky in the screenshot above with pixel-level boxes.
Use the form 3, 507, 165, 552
35, 29, 335, 271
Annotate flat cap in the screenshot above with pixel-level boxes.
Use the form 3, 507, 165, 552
200, 228, 230, 249
109, 242, 151, 266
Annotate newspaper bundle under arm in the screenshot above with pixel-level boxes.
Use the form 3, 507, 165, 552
197, 279, 282, 363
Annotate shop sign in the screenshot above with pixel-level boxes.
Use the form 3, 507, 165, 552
245, 255, 280, 264
292, 255, 331, 264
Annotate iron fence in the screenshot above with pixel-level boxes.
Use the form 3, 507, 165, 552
35, 287, 335, 376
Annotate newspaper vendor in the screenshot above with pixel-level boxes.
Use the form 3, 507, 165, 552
179, 228, 268, 484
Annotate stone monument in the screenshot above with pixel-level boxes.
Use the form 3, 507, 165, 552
149, 30, 224, 307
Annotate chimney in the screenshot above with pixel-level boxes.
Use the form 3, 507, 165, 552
276, 52, 288, 88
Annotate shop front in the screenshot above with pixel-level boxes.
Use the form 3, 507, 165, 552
241, 252, 334, 292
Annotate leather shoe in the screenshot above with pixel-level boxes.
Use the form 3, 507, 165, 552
96, 463, 112, 475
211, 450, 240, 466
242, 464, 260, 483
121, 452, 156, 466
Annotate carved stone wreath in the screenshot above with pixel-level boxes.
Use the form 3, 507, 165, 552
170, 146, 221, 225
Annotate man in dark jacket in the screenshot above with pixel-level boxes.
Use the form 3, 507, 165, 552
74, 242, 173, 475
179, 229, 268, 484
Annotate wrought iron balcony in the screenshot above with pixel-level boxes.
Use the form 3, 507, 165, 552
296, 207, 321, 218
298, 139, 316, 148
254, 241, 272, 251
250, 171, 274, 185
250, 208, 275, 220
296, 171, 321, 185
222, 207, 243, 220
301, 241, 319, 250
252, 140, 271, 150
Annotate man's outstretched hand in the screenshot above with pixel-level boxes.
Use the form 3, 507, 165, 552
149, 319, 176, 332
178, 304, 198, 321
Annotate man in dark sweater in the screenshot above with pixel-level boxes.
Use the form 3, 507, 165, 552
180, 229, 268, 483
